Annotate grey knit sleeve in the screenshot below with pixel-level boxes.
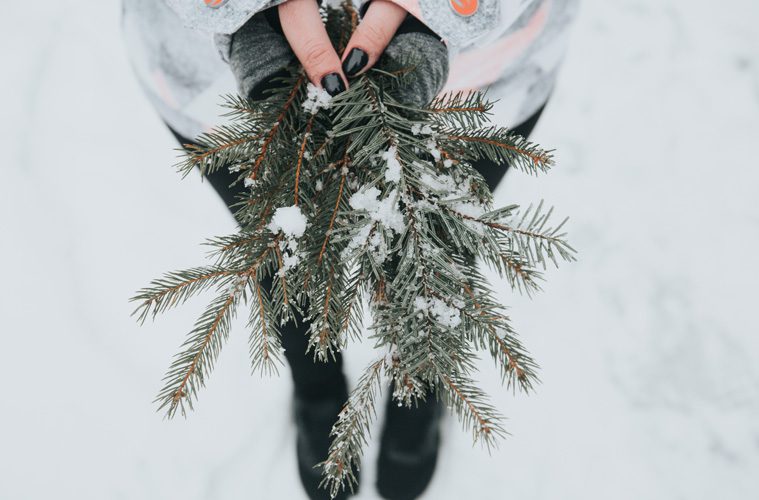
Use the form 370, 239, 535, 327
227, 13, 295, 100
380, 32, 449, 107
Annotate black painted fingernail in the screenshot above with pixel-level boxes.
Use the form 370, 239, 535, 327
342, 48, 369, 77
321, 72, 346, 97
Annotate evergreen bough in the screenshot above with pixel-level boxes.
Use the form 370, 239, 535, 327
132, 6, 575, 497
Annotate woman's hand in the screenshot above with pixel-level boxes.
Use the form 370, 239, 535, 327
230, 0, 449, 105
278, 0, 410, 95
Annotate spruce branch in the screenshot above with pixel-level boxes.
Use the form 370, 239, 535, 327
320, 358, 386, 497
442, 127, 555, 176
131, 266, 238, 324
133, 6, 576, 496
440, 374, 507, 446
427, 90, 494, 129
247, 74, 307, 181
155, 281, 245, 417
248, 273, 283, 376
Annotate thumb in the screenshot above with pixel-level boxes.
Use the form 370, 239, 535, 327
279, 0, 347, 95
340, 0, 407, 77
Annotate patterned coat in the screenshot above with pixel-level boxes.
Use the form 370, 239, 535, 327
122, 0, 578, 140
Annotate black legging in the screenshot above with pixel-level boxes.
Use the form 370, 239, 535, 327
168, 102, 546, 401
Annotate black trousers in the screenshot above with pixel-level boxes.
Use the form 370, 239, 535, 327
169, 103, 545, 400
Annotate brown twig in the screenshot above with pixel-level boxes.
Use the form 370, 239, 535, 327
461, 283, 526, 381
186, 135, 261, 165
273, 244, 290, 306
249, 75, 306, 181
141, 269, 235, 314
318, 172, 346, 265
171, 280, 240, 404
445, 135, 552, 168
252, 270, 270, 363
318, 271, 334, 349
441, 375, 492, 435
431, 106, 487, 114
294, 115, 315, 206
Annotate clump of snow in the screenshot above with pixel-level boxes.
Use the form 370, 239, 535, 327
341, 186, 406, 262
368, 228, 389, 263
414, 296, 430, 312
227, 275, 249, 298
270, 217, 306, 274
281, 252, 299, 270
302, 82, 333, 114
267, 205, 308, 238
348, 187, 405, 233
418, 172, 487, 222
341, 223, 373, 259
381, 146, 402, 183
419, 241, 441, 256
411, 123, 434, 136
384, 344, 399, 366
414, 296, 462, 328
412, 198, 435, 211
452, 203, 486, 220
416, 172, 487, 235
244, 177, 258, 188
315, 179, 323, 192
426, 139, 441, 161
443, 159, 454, 168
419, 172, 457, 193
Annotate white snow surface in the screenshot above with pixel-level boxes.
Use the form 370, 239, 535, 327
2, 1, 759, 499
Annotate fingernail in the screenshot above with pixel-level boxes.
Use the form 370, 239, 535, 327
321, 72, 346, 96
342, 48, 369, 77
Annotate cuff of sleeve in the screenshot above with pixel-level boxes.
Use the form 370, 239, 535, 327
212, 2, 288, 63
214, 33, 234, 63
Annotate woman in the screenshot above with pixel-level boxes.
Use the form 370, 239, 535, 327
123, 1, 577, 498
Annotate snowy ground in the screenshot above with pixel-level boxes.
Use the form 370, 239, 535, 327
2, 1, 759, 499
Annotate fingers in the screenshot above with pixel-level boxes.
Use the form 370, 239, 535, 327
341, 0, 408, 77
278, 0, 346, 95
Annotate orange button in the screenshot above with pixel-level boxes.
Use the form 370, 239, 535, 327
449, 0, 478, 17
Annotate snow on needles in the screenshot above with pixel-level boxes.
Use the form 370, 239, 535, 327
381, 146, 402, 183
348, 186, 405, 233
302, 83, 333, 114
414, 296, 462, 328
411, 123, 433, 136
342, 186, 405, 263
267, 205, 308, 238
419, 172, 486, 217
267, 205, 308, 274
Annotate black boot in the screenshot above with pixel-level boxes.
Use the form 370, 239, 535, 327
293, 388, 355, 500
376, 393, 444, 499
